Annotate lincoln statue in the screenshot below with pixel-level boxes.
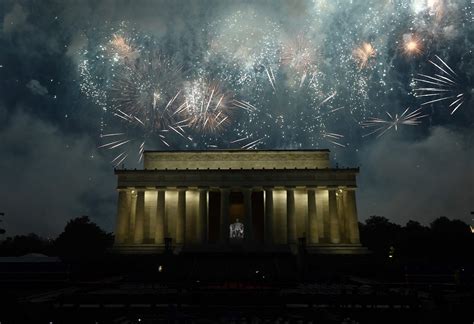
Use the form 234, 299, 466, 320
113, 150, 366, 254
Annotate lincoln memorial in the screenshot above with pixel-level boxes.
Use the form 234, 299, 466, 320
113, 150, 367, 254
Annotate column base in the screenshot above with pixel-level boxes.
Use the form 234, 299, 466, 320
306, 244, 370, 255
111, 244, 166, 254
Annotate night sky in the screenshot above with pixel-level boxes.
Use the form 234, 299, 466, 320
0, 0, 472, 237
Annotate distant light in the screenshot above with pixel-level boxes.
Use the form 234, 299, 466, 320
255, 270, 259, 274
158, 265, 163, 272
138, 319, 141, 322
389, 255, 393, 258
470, 225, 474, 234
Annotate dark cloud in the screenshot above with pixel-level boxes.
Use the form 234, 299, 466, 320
0, 107, 115, 237
357, 126, 474, 225
0, 0, 472, 236
2, 3, 27, 34
26, 79, 48, 96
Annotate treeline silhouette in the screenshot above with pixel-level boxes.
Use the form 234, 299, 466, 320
359, 216, 473, 263
0, 215, 472, 264
0, 216, 113, 261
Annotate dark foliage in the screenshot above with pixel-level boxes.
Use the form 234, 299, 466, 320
359, 215, 474, 263
0, 233, 53, 256
0, 212, 5, 235
54, 216, 114, 262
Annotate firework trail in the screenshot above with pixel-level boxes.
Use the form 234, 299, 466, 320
360, 107, 428, 138
414, 55, 465, 114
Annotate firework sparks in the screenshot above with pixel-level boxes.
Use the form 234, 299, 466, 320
352, 42, 376, 70
281, 35, 318, 87
402, 34, 423, 57
361, 107, 428, 138
414, 55, 465, 114
182, 79, 234, 133
264, 65, 277, 92
321, 131, 346, 147
108, 34, 139, 62
232, 99, 258, 112
107, 52, 184, 130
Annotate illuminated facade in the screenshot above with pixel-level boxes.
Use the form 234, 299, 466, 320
113, 150, 366, 254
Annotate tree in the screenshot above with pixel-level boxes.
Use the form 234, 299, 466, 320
359, 215, 402, 256
0, 212, 5, 235
0, 233, 52, 256
54, 216, 113, 261
429, 216, 473, 261
398, 220, 430, 259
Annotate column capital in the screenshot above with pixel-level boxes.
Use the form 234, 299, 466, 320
285, 186, 295, 191
220, 187, 231, 193
176, 186, 187, 192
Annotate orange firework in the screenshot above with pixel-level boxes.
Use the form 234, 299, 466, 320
402, 34, 423, 57
108, 34, 138, 61
352, 42, 376, 69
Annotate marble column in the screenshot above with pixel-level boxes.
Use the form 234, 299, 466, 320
243, 188, 253, 244
176, 188, 186, 246
115, 189, 131, 244
219, 188, 230, 245
328, 189, 341, 244
344, 189, 360, 244
315, 189, 327, 241
286, 188, 297, 245
197, 188, 208, 243
337, 189, 347, 243
155, 189, 165, 245
128, 191, 137, 243
264, 188, 273, 245
307, 188, 319, 244
144, 190, 157, 243
133, 190, 145, 244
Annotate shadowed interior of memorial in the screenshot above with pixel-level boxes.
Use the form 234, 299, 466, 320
113, 150, 367, 254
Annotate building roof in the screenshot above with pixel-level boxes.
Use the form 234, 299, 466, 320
143, 150, 332, 170
143, 149, 331, 153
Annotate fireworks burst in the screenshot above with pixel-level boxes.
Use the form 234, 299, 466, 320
361, 107, 428, 138
107, 34, 140, 62
182, 79, 234, 133
107, 52, 185, 132
281, 35, 318, 87
402, 34, 423, 57
414, 55, 465, 114
352, 42, 376, 70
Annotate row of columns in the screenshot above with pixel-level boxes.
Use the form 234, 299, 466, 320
115, 187, 360, 247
